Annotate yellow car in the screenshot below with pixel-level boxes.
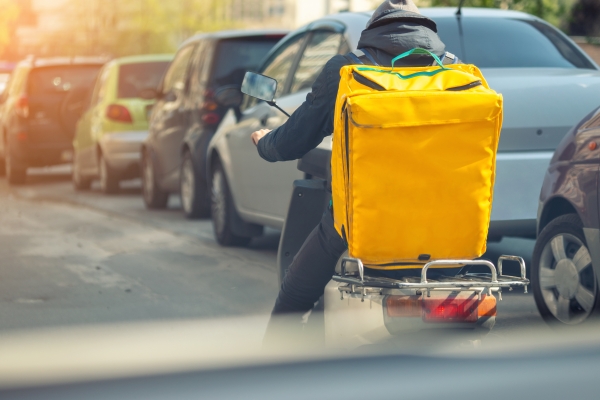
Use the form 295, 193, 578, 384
73, 54, 172, 193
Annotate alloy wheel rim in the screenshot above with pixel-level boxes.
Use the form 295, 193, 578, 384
539, 233, 597, 324
143, 158, 154, 202
211, 170, 226, 234
181, 158, 194, 213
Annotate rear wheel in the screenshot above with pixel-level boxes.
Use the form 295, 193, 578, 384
5, 145, 26, 185
72, 153, 92, 191
532, 214, 600, 326
99, 152, 119, 194
142, 150, 168, 209
210, 162, 251, 247
180, 150, 210, 219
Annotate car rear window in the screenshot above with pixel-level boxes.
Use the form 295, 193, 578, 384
435, 17, 595, 69
211, 37, 283, 87
118, 61, 170, 98
27, 65, 102, 96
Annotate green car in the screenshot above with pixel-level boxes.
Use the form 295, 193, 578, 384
73, 54, 172, 193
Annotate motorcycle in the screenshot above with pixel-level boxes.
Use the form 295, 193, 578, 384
236, 72, 530, 349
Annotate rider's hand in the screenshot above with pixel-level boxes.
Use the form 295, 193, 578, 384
251, 129, 271, 146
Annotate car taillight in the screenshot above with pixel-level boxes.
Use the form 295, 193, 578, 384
423, 296, 479, 323
15, 95, 29, 118
16, 132, 28, 141
202, 112, 221, 125
106, 104, 133, 123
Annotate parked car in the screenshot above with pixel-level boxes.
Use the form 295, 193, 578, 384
141, 30, 287, 217
207, 8, 600, 246
0, 57, 105, 184
533, 105, 600, 326
72, 55, 172, 193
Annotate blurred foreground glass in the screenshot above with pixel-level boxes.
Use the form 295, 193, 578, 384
241, 72, 277, 103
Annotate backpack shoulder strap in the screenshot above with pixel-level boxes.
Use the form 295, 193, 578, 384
344, 48, 380, 66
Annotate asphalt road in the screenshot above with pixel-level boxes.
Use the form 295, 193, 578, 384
0, 165, 546, 337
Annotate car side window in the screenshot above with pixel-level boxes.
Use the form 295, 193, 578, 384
242, 33, 306, 111
162, 45, 195, 98
189, 41, 211, 98
261, 33, 307, 99
289, 31, 343, 94
9, 67, 27, 96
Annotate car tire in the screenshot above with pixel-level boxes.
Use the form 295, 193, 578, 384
180, 150, 210, 219
99, 152, 119, 194
532, 213, 600, 326
210, 162, 251, 247
142, 150, 168, 209
72, 155, 92, 191
5, 146, 26, 185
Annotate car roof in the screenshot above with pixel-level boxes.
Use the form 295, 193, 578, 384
420, 7, 536, 20
111, 54, 174, 66
180, 29, 289, 49
16, 56, 108, 69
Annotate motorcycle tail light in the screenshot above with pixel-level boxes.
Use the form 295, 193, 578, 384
106, 104, 133, 123
386, 295, 422, 317
423, 296, 478, 323
16, 95, 29, 118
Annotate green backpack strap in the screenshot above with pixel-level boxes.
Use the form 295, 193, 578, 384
391, 48, 447, 71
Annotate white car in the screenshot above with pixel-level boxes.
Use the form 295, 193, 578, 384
207, 8, 600, 246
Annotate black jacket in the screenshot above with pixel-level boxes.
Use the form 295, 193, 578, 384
257, 10, 447, 163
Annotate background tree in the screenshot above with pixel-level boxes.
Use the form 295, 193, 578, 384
569, 0, 600, 37
0, 0, 20, 57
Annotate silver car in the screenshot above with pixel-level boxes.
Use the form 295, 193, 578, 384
207, 8, 600, 246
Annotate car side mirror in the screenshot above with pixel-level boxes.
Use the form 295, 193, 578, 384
215, 85, 243, 108
241, 72, 290, 117
138, 88, 159, 100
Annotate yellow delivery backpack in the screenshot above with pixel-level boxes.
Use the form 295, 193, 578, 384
331, 48, 503, 269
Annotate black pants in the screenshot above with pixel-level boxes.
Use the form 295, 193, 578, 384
272, 210, 347, 315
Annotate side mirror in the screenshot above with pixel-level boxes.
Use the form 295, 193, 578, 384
215, 85, 243, 108
241, 72, 277, 103
138, 88, 159, 100
241, 72, 290, 118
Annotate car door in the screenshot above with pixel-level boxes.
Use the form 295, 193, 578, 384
82, 65, 111, 173
151, 44, 196, 191
228, 29, 345, 226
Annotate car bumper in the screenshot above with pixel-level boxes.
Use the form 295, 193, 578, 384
99, 131, 148, 173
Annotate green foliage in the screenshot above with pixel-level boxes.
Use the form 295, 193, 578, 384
0, 0, 20, 55
54, 0, 241, 57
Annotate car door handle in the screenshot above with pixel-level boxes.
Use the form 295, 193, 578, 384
260, 115, 269, 126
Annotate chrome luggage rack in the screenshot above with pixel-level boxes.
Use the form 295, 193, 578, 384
333, 255, 530, 295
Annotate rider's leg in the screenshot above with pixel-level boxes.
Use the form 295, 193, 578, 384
272, 209, 347, 314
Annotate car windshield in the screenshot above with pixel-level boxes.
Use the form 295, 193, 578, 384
435, 17, 595, 69
118, 61, 171, 99
27, 65, 102, 95
212, 37, 283, 87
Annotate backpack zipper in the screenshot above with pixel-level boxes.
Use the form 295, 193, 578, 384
352, 71, 385, 91
446, 80, 482, 91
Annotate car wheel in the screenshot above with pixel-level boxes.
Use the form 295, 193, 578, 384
72, 153, 92, 191
5, 146, 26, 185
99, 152, 119, 194
180, 151, 210, 219
532, 214, 600, 326
210, 162, 251, 247
142, 150, 168, 209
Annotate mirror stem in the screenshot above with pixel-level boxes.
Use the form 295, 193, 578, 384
268, 101, 291, 118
